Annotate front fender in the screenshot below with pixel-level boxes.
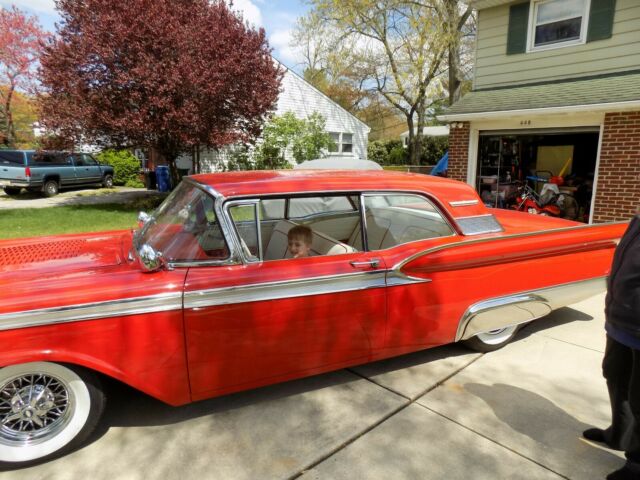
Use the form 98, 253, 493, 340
0, 311, 191, 407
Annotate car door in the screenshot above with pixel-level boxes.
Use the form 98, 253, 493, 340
73, 154, 102, 184
183, 194, 388, 401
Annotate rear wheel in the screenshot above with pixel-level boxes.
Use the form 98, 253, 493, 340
102, 174, 114, 189
0, 362, 105, 467
2, 187, 21, 195
462, 325, 519, 353
43, 180, 59, 197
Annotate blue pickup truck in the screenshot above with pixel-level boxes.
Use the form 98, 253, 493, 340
0, 150, 115, 197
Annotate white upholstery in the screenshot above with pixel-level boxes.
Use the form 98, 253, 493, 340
264, 220, 356, 260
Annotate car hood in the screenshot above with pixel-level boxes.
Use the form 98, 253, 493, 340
0, 230, 189, 319
0, 230, 132, 276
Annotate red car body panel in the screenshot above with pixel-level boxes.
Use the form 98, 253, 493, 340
0, 171, 628, 406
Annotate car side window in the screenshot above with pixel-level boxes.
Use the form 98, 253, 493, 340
363, 194, 454, 250
80, 154, 98, 166
227, 195, 363, 262
31, 152, 70, 166
228, 203, 260, 261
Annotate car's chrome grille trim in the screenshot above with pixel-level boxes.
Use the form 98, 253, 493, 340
184, 271, 389, 309
0, 292, 183, 332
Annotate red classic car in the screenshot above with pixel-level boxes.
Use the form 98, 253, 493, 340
0, 170, 627, 466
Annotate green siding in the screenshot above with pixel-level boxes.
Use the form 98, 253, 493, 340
474, 0, 640, 89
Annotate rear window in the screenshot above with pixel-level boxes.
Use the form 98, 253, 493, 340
0, 151, 25, 165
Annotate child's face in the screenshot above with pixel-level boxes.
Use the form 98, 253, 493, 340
288, 236, 311, 258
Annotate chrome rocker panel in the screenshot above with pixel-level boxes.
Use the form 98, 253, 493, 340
456, 276, 607, 342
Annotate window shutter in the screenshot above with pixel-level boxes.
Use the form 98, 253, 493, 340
587, 0, 616, 42
506, 2, 530, 55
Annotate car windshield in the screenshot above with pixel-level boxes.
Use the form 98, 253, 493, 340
137, 182, 229, 262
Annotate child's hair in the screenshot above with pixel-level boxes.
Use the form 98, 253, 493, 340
288, 225, 312, 246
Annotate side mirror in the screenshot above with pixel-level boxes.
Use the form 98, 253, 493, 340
138, 244, 165, 273
138, 211, 151, 229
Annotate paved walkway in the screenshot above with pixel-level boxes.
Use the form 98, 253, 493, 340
2, 294, 622, 480
0, 187, 165, 209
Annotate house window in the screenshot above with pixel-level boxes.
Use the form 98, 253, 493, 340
329, 132, 354, 155
529, 0, 589, 51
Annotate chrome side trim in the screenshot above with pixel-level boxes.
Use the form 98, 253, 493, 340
393, 220, 627, 271
449, 200, 479, 207
386, 271, 432, 287
0, 292, 183, 332
455, 276, 607, 341
184, 271, 387, 309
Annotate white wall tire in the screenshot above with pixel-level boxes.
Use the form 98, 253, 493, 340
462, 325, 520, 353
0, 362, 105, 466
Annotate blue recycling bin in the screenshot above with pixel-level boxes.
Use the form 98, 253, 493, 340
156, 166, 171, 192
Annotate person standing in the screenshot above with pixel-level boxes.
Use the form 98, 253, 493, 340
583, 214, 640, 480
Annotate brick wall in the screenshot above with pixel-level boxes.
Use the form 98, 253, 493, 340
592, 111, 640, 223
447, 122, 470, 182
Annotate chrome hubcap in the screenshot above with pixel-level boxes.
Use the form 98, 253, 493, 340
476, 325, 518, 345
0, 374, 72, 445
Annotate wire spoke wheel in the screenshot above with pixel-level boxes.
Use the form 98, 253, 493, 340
0, 373, 73, 447
0, 363, 105, 466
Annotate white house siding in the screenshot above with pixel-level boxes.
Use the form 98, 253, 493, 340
199, 68, 370, 173
474, 0, 640, 89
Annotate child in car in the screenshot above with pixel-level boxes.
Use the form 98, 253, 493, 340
288, 225, 313, 258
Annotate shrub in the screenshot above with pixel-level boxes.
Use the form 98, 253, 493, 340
367, 136, 448, 166
95, 149, 141, 186
367, 141, 388, 165
388, 145, 408, 164
420, 136, 448, 165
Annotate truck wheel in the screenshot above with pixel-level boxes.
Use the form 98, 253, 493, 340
43, 180, 59, 197
2, 187, 21, 195
0, 362, 106, 467
102, 174, 114, 189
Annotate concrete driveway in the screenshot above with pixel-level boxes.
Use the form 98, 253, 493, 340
0, 187, 165, 210
3, 293, 622, 480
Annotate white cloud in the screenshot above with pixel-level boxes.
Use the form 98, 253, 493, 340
269, 29, 302, 67
225, 0, 262, 27
0, 0, 56, 14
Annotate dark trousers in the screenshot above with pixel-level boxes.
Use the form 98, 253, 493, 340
603, 335, 640, 465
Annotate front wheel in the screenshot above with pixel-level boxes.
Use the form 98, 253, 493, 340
0, 362, 105, 467
102, 174, 114, 189
462, 325, 519, 353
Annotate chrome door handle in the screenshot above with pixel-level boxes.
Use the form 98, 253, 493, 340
350, 259, 380, 269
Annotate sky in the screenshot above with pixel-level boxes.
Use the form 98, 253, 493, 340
0, 0, 309, 68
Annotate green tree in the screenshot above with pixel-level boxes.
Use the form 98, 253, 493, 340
227, 112, 333, 170
297, 0, 474, 165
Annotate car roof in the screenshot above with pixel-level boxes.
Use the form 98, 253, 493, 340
190, 170, 489, 219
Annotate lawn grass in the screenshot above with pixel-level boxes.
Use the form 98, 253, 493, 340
0, 200, 162, 240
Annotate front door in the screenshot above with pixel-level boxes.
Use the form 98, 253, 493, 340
183, 194, 387, 401
73, 154, 102, 184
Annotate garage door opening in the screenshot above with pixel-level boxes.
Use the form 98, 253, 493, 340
476, 129, 599, 223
